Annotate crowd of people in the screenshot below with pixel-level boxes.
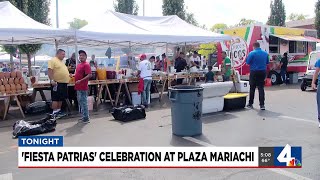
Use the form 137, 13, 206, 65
45, 42, 298, 125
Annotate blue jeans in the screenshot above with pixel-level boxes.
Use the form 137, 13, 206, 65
77, 90, 89, 121
142, 79, 152, 105
280, 69, 286, 84
317, 85, 320, 122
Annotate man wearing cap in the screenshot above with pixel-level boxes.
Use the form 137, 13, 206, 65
137, 54, 152, 107
74, 50, 92, 123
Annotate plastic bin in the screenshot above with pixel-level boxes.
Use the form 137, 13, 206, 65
223, 93, 248, 110
289, 73, 299, 84
131, 92, 141, 105
169, 85, 204, 136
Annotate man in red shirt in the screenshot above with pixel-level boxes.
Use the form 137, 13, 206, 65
75, 50, 92, 123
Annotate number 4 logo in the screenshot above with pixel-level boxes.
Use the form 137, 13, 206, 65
277, 144, 295, 166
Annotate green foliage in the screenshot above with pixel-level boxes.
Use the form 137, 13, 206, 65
237, 18, 256, 27
162, 0, 186, 20
185, 12, 198, 26
210, 23, 228, 32
316, 1, 320, 38
267, 0, 286, 26
114, 0, 139, 15
162, 0, 199, 26
198, 43, 216, 58
68, 18, 88, 29
2, 0, 50, 75
288, 13, 308, 21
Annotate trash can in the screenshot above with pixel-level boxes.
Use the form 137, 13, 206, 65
289, 73, 299, 84
169, 85, 204, 136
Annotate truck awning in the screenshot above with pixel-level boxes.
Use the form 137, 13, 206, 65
271, 34, 320, 42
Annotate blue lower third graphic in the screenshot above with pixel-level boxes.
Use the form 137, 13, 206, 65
18, 136, 63, 147
274, 144, 302, 167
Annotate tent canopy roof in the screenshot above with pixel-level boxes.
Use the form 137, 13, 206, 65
76, 10, 231, 47
0, 1, 73, 45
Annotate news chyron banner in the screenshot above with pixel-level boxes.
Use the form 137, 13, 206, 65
18, 136, 302, 168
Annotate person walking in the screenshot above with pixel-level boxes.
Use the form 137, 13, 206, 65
48, 49, 70, 119
246, 42, 269, 110
312, 58, 320, 128
75, 50, 92, 123
280, 52, 288, 85
137, 54, 152, 107
221, 51, 231, 82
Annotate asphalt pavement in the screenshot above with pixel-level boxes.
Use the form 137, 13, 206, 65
0, 84, 319, 180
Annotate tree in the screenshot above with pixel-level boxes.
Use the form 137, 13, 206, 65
288, 13, 308, 21
185, 12, 198, 26
210, 23, 228, 32
68, 18, 88, 29
200, 24, 207, 30
267, 0, 286, 26
198, 43, 216, 58
316, 0, 320, 38
2, 0, 50, 76
114, 0, 138, 15
162, 0, 186, 20
237, 18, 256, 26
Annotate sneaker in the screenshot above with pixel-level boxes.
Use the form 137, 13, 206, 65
56, 111, 67, 119
82, 120, 90, 124
260, 105, 266, 110
247, 104, 253, 109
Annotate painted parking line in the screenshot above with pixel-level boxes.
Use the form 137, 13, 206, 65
182, 137, 312, 180
279, 116, 318, 125
0, 173, 13, 180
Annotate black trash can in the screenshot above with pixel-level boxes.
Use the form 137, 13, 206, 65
169, 85, 204, 136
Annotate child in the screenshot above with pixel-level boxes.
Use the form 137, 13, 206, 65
205, 66, 216, 83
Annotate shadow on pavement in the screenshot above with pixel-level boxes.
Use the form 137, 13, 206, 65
170, 135, 202, 147
62, 122, 86, 137
255, 109, 282, 118
202, 112, 238, 124
110, 118, 146, 125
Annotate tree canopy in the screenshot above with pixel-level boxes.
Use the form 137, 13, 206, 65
210, 23, 228, 32
267, 0, 286, 26
162, 0, 198, 26
315, 0, 320, 38
68, 18, 88, 29
114, 0, 139, 15
288, 13, 308, 21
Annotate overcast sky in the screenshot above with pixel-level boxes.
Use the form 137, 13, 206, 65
49, 0, 317, 29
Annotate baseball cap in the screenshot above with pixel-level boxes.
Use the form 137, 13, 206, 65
139, 54, 147, 60
78, 50, 87, 56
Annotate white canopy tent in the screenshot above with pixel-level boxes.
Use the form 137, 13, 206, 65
0, 1, 73, 45
76, 10, 231, 47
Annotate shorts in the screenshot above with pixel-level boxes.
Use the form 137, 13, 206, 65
51, 83, 68, 102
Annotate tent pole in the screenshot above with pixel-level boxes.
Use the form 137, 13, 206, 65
10, 37, 14, 72
166, 43, 168, 73
19, 52, 22, 71
55, 39, 58, 52
74, 30, 78, 67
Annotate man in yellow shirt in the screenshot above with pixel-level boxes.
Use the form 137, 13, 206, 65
48, 49, 70, 119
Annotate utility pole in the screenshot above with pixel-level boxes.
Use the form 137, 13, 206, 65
143, 0, 145, 16
56, 0, 59, 28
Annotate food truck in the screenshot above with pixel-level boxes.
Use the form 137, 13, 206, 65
216, 24, 320, 84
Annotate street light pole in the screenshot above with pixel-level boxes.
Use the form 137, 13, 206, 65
56, 0, 59, 28
143, 0, 145, 16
